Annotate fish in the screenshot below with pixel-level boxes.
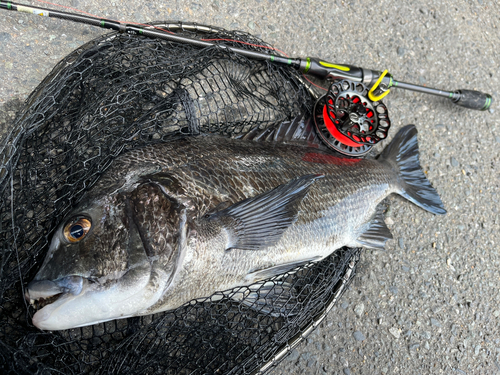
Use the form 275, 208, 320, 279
25, 125, 445, 331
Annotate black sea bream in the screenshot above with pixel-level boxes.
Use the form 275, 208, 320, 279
26, 125, 445, 330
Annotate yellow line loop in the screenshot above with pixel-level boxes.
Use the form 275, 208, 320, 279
368, 70, 391, 101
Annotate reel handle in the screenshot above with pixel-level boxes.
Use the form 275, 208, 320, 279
452, 89, 493, 111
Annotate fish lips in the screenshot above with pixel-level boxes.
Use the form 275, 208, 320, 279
26, 275, 90, 330
26, 275, 85, 301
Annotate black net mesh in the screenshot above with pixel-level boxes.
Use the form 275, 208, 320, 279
0, 23, 362, 374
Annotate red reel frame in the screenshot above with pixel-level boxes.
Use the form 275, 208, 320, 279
313, 80, 391, 157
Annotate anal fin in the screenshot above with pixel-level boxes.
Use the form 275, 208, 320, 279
356, 205, 393, 249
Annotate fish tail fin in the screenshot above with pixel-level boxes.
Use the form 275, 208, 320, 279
379, 125, 446, 215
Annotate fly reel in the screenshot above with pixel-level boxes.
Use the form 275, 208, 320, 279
314, 80, 391, 157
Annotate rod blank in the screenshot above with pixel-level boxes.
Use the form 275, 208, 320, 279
0, 0, 493, 110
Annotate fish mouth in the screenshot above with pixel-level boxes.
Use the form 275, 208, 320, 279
25, 263, 163, 331
26, 276, 86, 316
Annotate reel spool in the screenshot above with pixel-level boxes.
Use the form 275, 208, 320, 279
314, 80, 391, 157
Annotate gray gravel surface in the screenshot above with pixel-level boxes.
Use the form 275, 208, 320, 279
1, 1, 500, 374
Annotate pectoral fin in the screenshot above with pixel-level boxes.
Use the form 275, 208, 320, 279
356, 205, 393, 249
206, 174, 324, 251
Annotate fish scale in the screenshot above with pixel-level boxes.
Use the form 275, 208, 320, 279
131, 183, 180, 259
26, 125, 445, 330
156, 141, 389, 219
136, 138, 396, 312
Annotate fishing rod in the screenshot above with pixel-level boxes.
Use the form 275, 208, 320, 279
1, 1, 492, 111
1, 1, 493, 156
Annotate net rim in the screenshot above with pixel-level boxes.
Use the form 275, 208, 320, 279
1, 22, 363, 375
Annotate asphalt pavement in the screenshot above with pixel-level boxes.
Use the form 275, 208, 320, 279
1, 1, 499, 374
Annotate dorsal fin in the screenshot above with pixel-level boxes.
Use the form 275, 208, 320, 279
239, 114, 331, 152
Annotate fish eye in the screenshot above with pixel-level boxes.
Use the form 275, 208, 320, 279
63, 217, 92, 243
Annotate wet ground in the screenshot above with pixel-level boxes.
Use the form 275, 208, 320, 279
1, 1, 499, 374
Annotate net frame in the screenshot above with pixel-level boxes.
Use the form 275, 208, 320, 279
0, 22, 362, 374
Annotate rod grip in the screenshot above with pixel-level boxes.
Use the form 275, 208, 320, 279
453, 89, 493, 111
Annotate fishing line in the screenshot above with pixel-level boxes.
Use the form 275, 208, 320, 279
32, 0, 322, 96
31, 0, 290, 54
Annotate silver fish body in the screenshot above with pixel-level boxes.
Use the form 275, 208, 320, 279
26, 125, 445, 330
